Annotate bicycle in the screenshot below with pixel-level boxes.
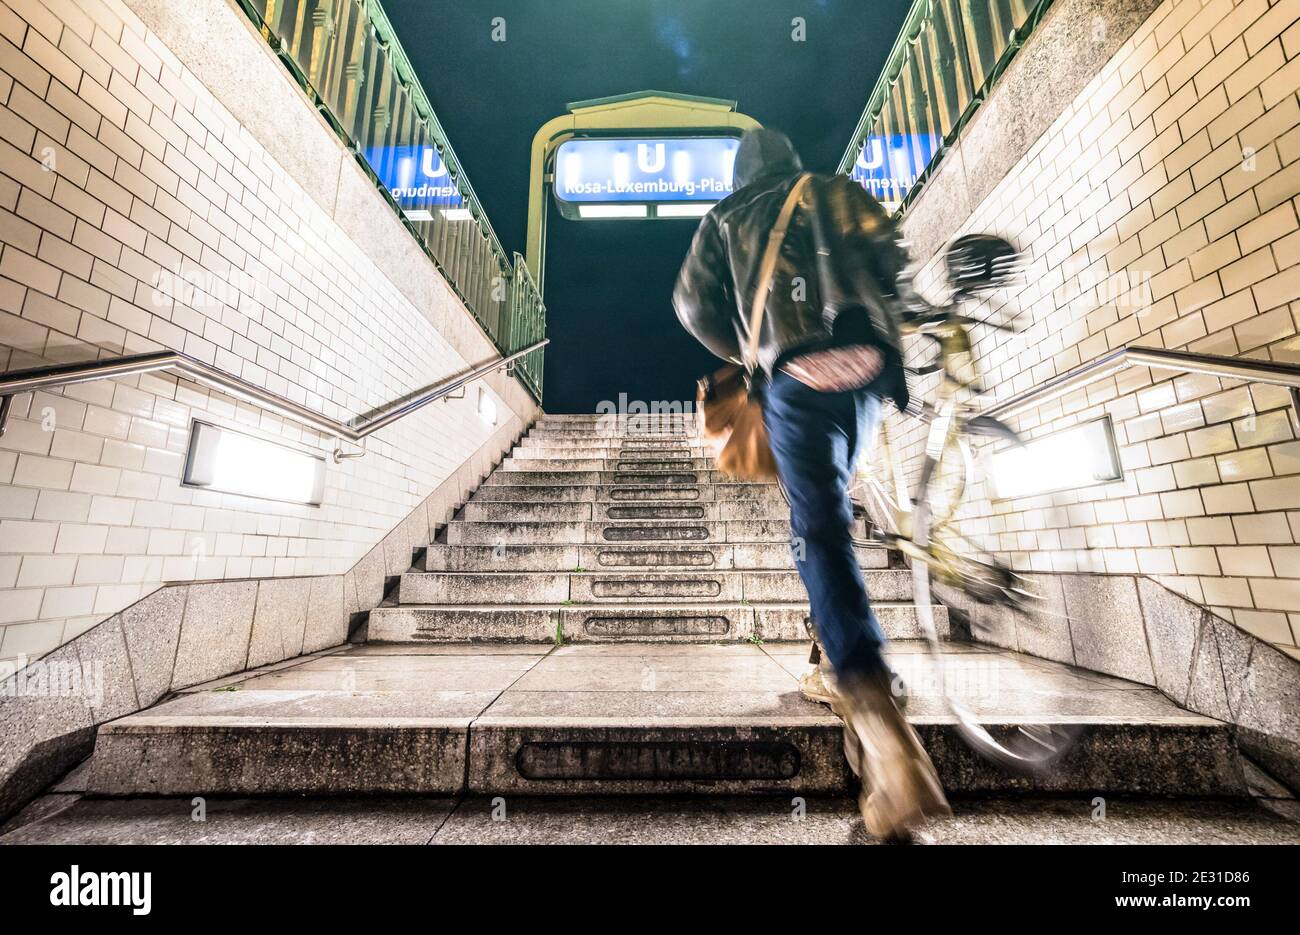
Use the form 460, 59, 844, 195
848, 234, 1083, 772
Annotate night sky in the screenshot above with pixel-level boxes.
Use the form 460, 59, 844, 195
383, 0, 911, 412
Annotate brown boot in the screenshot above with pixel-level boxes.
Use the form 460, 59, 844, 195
800, 636, 909, 712
839, 672, 950, 840
799, 665, 839, 707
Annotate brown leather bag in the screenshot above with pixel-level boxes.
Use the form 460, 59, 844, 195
696, 174, 812, 481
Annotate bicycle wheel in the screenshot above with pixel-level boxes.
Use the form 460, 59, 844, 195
850, 416, 907, 540
909, 502, 1082, 774
923, 432, 971, 533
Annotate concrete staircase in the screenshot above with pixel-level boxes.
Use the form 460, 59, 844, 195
75, 414, 1248, 800
370, 412, 937, 644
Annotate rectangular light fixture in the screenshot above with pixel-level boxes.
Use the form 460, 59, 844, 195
989, 415, 1122, 500
183, 421, 326, 506
442, 207, 474, 220
477, 386, 498, 426
403, 209, 435, 222
657, 203, 715, 218
577, 204, 648, 219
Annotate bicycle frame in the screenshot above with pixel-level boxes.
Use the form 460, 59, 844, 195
854, 313, 979, 554
848, 286, 1079, 772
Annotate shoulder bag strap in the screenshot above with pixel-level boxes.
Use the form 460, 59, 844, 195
745, 172, 812, 365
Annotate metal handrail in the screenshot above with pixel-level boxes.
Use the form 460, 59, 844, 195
363, 0, 511, 270
232, 0, 547, 399
982, 345, 1300, 421
837, 0, 1060, 215
0, 339, 549, 459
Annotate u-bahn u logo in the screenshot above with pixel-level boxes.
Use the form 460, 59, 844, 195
857, 139, 884, 171
421, 148, 448, 178
637, 142, 666, 173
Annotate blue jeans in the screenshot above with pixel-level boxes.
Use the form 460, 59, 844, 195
762, 370, 888, 681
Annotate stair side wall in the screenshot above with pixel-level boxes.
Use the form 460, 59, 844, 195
935, 572, 1300, 790
0, 0, 542, 821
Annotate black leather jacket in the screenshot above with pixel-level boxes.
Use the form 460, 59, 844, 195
673, 170, 910, 410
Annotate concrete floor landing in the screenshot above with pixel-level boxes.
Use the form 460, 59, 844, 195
4, 794, 1296, 845
24, 641, 1256, 802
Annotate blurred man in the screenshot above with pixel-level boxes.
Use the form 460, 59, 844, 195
673, 128, 948, 839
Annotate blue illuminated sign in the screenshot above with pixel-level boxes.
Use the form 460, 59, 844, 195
849, 134, 941, 202
363, 145, 464, 210
554, 137, 739, 204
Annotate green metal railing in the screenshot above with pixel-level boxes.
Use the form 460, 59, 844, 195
838, 0, 1057, 214
236, 0, 545, 399
507, 254, 546, 398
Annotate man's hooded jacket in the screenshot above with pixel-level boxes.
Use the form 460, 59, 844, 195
673, 128, 910, 409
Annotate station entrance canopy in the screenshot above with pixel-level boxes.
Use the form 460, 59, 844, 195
526, 91, 760, 293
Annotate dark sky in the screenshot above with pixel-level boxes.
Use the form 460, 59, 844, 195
384, 0, 911, 412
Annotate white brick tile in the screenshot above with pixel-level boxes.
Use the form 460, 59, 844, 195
1233, 512, 1294, 544
38, 584, 96, 618
67, 461, 118, 495
15, 552, 75, 586
1172, 546, 1219, 575
1173, 456, 1219, 487
0, 593, 48, 627
1216, 446, 1274, 482
1250, 476, 1300, 511
1249, 578, 1300, 613
0, 484, 36, 520
1219, 545, 1273, 576
1234, 410, 1294, 447
11, 453, 71, 489
47, 428, 102, 462
1270, 546, 1300, 577
1235, 609, 1293, 642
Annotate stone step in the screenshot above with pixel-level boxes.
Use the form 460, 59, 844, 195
535, 413, 702, 421
533, 419, 696, 432
470, 484, 782, 503
421, 542, 890, 572
84, 715, 1240, 799
482, 470, 763, 486
501, 457, 717, 472
528, 428, 697, 440
444, 518, 844, 545
459, 499, 791, 522
538, 413, 696, 421
399, 569, 913, 604
367, 601, 944, 642
510, 446, 709, 460
81, 643, 1247, 798
522, 433, 699, 446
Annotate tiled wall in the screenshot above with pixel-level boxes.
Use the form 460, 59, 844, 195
0, 0, 540, 664
0, 414, 528, 821
896, 0, 1300, 653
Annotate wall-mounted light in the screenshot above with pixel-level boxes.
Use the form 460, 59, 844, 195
989, 415, 1122, 500
477, 387, 498, 426
183, 421, 326, 506
403, 209, 435, 222
442, 207, 474, 220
